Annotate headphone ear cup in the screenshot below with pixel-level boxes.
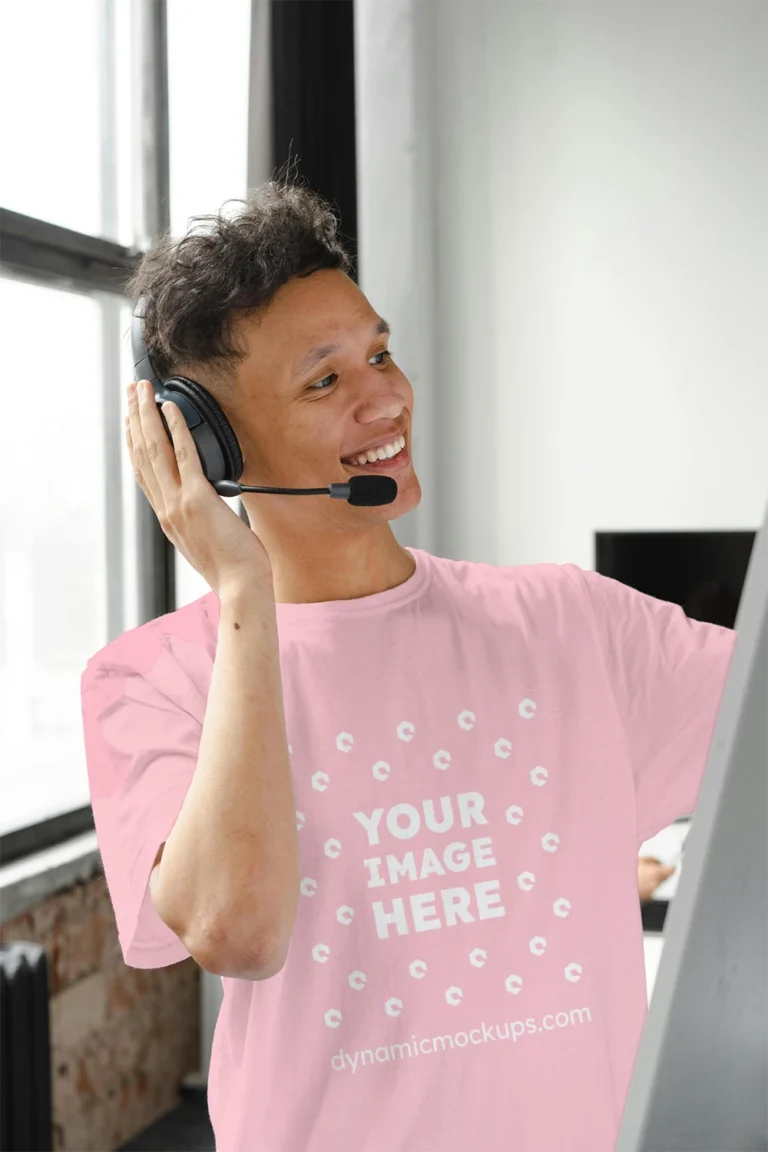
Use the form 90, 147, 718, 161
157, 376, 244, 485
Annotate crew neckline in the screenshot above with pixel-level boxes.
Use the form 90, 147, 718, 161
273, 546, 431, 625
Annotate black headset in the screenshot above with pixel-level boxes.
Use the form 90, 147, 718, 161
130, 296, 395, 506
131, 296, 248, 495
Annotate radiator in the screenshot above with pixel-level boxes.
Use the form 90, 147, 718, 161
0, 942, 53, 1152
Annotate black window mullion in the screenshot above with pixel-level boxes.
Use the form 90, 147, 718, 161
0, 208, 140, 296
270, 0, 359, 281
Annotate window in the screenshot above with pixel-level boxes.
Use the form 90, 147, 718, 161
0, 0, 136, 247
0, 0, 255, 854
0, 281, 141, 836
167, 0, 253, 606
167, 0, 252, 240
0, 0, 143, 851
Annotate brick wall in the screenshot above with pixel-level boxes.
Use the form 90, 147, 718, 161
0, 871, 200, 1152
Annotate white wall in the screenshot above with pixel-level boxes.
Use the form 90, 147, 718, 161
355, 0, 768, 568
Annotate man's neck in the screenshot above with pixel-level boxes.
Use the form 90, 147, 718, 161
250, 523, 416, 605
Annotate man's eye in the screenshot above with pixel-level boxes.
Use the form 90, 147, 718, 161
309, 350, 391, 391
310, 374, 337, 391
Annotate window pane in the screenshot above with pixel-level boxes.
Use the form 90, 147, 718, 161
166, 0, 252, 607
0, 0, 136, 247
167, 0, 252, 238
0, 279, 137, 836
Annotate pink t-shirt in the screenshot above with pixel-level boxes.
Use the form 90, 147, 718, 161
80, 547, 736, 1152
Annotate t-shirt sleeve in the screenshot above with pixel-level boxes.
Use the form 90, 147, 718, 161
563, 565, 738, 846
80, 643, 204, 969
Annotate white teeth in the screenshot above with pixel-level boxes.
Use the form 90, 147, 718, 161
347, 435, 405, 466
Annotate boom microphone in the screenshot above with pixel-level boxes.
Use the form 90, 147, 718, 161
213, 474, 398, 506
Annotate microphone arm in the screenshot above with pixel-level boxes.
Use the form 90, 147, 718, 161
215, 480, 352, 498
213, 475, 398, 507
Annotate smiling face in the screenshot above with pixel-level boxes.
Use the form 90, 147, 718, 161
229, 268, 421, 541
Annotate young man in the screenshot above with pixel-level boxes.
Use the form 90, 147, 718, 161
81, 179, 736, 1152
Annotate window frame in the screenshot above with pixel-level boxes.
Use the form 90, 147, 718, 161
0, 0, 173, 868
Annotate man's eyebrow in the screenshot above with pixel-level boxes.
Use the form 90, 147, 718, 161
292, 318, 391, 377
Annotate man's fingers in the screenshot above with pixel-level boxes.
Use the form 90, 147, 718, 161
126, 381, 164, 512
125, 382, 211, 530
135, 380, 181, 504
157, 398, 205, 486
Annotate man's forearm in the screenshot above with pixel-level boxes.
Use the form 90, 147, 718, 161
153, 579, 301, 971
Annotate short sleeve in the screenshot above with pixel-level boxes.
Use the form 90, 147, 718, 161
564, 566, 738, 846
80, 642, 205, 969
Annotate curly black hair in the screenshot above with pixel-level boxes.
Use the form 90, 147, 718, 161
125, 163, 354, 396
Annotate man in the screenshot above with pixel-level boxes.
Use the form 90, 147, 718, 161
637, 856, 676, 902
81, 177, 735, 1152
